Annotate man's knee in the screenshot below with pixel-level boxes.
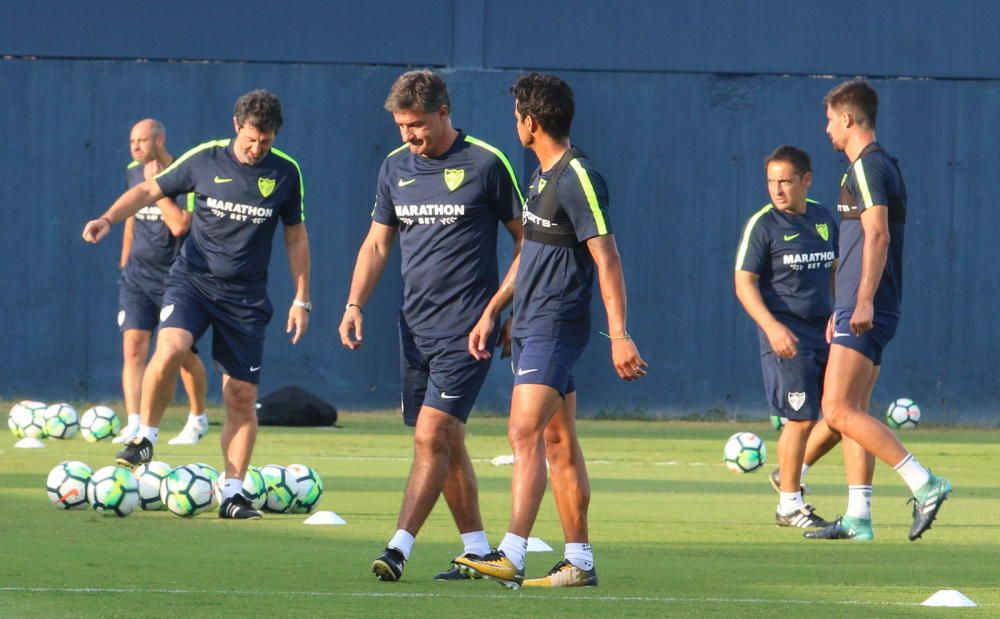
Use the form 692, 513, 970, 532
223, 381, 257, 417
122, 331, 150, 364
414, 409, 459, 456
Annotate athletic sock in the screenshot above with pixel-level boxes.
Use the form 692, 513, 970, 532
388, 529, 415, 560
126, 413, 140, 427
189, 413, 208, 428
460, 530, 490, 557
564, 542, 594, 571
138, 424, 158, 445
222, 477, 243, 501
779, 491, 805, 515
894, 453, 932, 493
846, 485, 873, 520
498, 532, 527, 570
800, 463, 812, 480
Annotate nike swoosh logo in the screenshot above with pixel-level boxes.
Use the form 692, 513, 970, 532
249, 366, 261, 372
517, 368, 539, 376
59, 489, 80, 503
440, 392, 461, 400
214, 176, 233, 183
833, 331, 852, 338
398, 178, 416, 187
784, 233, 800, 241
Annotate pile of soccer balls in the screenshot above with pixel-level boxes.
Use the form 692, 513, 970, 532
8, 401, 122, 442
45, 460, 324, 518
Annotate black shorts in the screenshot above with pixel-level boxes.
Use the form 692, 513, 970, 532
118, 279, 164, 332
830, 309, 899, 365
512, 335, 585, 398
760, 347, 828, 421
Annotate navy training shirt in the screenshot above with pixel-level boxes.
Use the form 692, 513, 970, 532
735, 200, 839, 353
155, 139, 304, 296
835, 142, 907, 314
121, 160, 189, 292
372, 132, 523, 337
513, 155, 612, 345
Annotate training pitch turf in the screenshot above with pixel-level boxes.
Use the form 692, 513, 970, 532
1, 407, 997, 617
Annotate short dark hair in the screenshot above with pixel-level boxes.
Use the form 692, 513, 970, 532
384, 70, 451, 114
234, 89, 284, 134
510, 73, 574, 139
824, 78, 878, 129
766, 145, 811, 176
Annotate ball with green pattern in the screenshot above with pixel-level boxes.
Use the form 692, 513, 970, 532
723, 431, 767, 474
287, 463, 324, 513
46, 460, 92, 510
87, 465, 139, 516
80, 406, 121, 442
160, 465, 214, 517
135, 461, 172, 510
259, 464, 299, 513
213, 466, 268, 510
10, 401, 47, 439
43, 403, 80, 440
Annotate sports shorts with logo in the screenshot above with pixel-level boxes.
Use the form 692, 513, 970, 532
399, 323, 499, 427
118, 278, 164, 332
159, 275, 271, 384
512, 335, 586, 398
760, 347, 827, 421
830, 309, 900, 365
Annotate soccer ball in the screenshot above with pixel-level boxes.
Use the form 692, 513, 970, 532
10, 401, 47, 439
287, 463, 324, 514
770, 414, 786, 431
80, 406, 121, 442
135, 461, 172, 510
46, 460, 92, 509
724, 432, 767, 474
215, 466, 268, 510
193, 463, 220, 508
160, 465, 214, 517
259, 464, 299, 513
87, 465, 139, 517
43, 403, 79, 439
886, 398, 921, 429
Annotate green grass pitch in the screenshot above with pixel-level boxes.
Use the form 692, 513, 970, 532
1, 407, 998, 617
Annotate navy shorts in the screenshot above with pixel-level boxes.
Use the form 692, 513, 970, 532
512, 335, 585, 398
118, 279, 164, 332
159, 277, 271, 384
830, 309, 900, 365
761, 347, 828, 421
399, 324, 498, 427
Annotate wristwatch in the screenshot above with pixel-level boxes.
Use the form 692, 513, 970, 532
293, 299, 312, 312
345, 303, 363, 313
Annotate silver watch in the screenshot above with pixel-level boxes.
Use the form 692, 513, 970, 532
293, 299, 312, 312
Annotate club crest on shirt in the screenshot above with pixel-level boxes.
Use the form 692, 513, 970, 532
258, 177, 276, 198
787, 392, 806, 412
815, 223, 829, 241
444, 168, 464, 192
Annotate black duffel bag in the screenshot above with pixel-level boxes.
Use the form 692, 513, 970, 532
256, 386, 339, 427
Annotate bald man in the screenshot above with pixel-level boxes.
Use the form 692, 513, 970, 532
113, 119, 209, 446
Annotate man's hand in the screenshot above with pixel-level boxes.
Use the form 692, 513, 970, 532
765, 322, 799, 359
850, 301, 874, 335
287, 304, 309, 344
611, 338, 648, 381
143, 160, 163, 181
339, 305, 363, 350
82, 217, 112, 243
468, 312, 497, 361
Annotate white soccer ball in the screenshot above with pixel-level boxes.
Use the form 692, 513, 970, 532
136, 461, 172, 510
42, 403, 80, 439
87, 465, 139, 517
886, 398, 921, 429
287, 463, 324, 514
160, 465, 214, 517
259, 464, 299, 513
724, 432, 767, 474
80, 406, 121, 442
46, 460, 92, 510
192, 463, 220, 508
10, 401, 47, 439
216, 466, 269, 510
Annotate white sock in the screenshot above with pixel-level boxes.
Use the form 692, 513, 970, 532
846, 485, 872, 520
779, 491, 805, 515
564, 542, 594, 571
126, 413, 140, 427
800, 463, 812, 479
138, 424, 158, 444
498, 532, 527, 570
222, 477, 243, 500
461, 530, 490, 557
189, 412, 207, 425
388, 529, 415, 560
894, 453, 931, 494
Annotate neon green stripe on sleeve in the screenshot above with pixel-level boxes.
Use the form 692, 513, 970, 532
464, 135, 525, 204
568, 158, 607, 235
271, 147, 306, 222
127, 160, 141, 169
155, 139, 230, 179
853, 159, 874, 209
735, 203, 774, 270
387, 143, 410, 157
186, 192, 195, 213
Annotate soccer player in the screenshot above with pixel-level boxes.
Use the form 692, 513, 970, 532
735, 145, 840, 528
805, 79, 951, 541
338, 70, 523, 581
113, 119, 209, 447
455, 73, 647, 588
82, 90, 310, 520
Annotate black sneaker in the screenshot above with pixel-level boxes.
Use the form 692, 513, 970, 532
434, 553, 481, 580
115, 437, 153, 469
372, 547, 405, 582
775, 503, 832, 528
908, 474, 952, 541
218, 493, 262, 520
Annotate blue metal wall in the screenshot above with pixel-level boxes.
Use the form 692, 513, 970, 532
1, 2, 997, 421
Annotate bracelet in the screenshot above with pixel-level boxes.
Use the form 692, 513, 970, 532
345, 303, 363, 314
600, 331, 631, 340
100, 216, 113, 227
293, 299, 312, 312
